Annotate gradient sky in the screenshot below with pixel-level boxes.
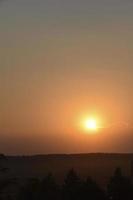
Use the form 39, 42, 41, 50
0, 0, 133, 154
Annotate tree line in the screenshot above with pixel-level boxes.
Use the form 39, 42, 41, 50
0, 154, 132, 200
15, 168, 133, 200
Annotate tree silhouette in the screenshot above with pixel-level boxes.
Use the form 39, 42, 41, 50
63, 169, 83, 200
108, 167, 133, 200
0, 154, 11, 200
39, 173, 60, 200
82, 176, 107, 200
18, 178, 40, 200
0, 154, 8, 174
6, 167, 133, 200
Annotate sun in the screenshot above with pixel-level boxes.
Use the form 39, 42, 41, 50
78, 115, 101, 133
84, 118, 97, 131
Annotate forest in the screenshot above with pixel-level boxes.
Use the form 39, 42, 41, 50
0, 166, 133, 200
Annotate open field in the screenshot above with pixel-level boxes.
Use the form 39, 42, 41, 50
1, 153, 133, 187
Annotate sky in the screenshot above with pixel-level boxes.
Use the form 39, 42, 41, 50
0, 0, 133, 154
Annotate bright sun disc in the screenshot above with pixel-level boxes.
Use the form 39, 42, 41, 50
84, 118, 97, 131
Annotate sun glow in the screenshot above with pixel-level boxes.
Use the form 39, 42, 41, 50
85, 119, 97, 129
78, 114, 103, 133
83, 118, 98, 132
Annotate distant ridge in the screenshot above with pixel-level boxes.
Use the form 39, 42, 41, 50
5, 152, 133, 159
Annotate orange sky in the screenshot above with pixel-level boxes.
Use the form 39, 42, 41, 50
0, 0, 133, 154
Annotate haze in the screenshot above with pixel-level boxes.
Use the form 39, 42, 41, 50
0, 0, 133, 154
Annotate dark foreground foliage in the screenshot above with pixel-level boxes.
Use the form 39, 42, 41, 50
0, 168, 133, 200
